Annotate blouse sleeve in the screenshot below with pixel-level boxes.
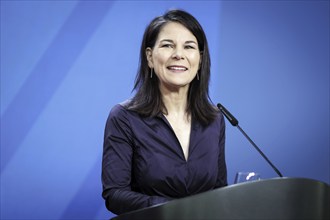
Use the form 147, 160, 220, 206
101, 105, 169, 215
215, 112, 228, 188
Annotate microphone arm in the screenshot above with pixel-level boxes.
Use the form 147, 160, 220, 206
217, 103, 283, 177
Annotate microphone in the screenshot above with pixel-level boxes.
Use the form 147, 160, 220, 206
217, 103, 283, 177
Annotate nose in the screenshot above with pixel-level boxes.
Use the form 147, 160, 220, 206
172, 47, 184, 60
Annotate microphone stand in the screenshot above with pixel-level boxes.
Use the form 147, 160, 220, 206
236, 124, 283, 177
217, 103, 283, 177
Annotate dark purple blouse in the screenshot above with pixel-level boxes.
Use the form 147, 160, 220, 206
102, 102, 227, 215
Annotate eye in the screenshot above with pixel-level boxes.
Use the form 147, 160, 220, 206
161, 44, 173, 48
185, 45, 196, 49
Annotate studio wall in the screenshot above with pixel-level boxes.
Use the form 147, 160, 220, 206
1, 0, 328, 219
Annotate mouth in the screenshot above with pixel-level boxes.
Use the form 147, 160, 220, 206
167, 65, 188, 72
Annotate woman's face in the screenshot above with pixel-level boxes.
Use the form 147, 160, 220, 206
146, 22, 201, 91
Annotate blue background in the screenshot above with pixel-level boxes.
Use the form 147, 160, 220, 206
1, 0, 329, 219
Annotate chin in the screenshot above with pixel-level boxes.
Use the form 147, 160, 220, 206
169, 80, 191, 88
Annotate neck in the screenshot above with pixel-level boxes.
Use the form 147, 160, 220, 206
160, 83, 189, 109
160, 84, 189, 118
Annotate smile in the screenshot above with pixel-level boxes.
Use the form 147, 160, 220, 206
167, 65, 188, 71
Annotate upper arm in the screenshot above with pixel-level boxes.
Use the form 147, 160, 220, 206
102, 105, 134, 193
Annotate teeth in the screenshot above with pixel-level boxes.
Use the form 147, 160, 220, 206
168, 66, 187, 71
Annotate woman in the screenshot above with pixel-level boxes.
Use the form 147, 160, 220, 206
102, 9, 227, 215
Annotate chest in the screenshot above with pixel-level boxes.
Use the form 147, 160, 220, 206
166, 117, 191, 160
130, 117, 221, 197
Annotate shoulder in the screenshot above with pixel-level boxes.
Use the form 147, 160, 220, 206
204, 106, 225, 138
108, 99, 133, 117
104, 100, 137, 132
105, 100, 134, 124
209, 105, 225, 130
196, 106, 225, 129
107, 99, 144, 124
210, 104, 224, 124
215, 108, 224, 122
104, 101, 137, 141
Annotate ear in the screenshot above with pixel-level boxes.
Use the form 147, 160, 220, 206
145, 47, 153, 68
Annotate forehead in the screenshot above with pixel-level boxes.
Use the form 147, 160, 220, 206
156, 22, 197, 43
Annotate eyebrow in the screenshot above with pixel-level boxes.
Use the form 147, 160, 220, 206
160, 39, 198, 45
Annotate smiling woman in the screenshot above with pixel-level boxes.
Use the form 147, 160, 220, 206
146, 22, 201, 90
101, 9, 227, 215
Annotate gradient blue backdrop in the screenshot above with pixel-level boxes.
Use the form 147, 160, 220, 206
1, 0, 329, 219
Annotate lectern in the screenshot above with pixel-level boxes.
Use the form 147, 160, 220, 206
112, 178, 329, 220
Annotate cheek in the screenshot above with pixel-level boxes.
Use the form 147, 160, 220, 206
153, 51, 169, 66
190, 55, 201, 68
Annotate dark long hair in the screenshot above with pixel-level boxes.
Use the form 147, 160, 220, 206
128, 9, 218, 125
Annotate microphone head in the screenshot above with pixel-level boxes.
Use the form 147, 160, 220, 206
217, 103, 239, 126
